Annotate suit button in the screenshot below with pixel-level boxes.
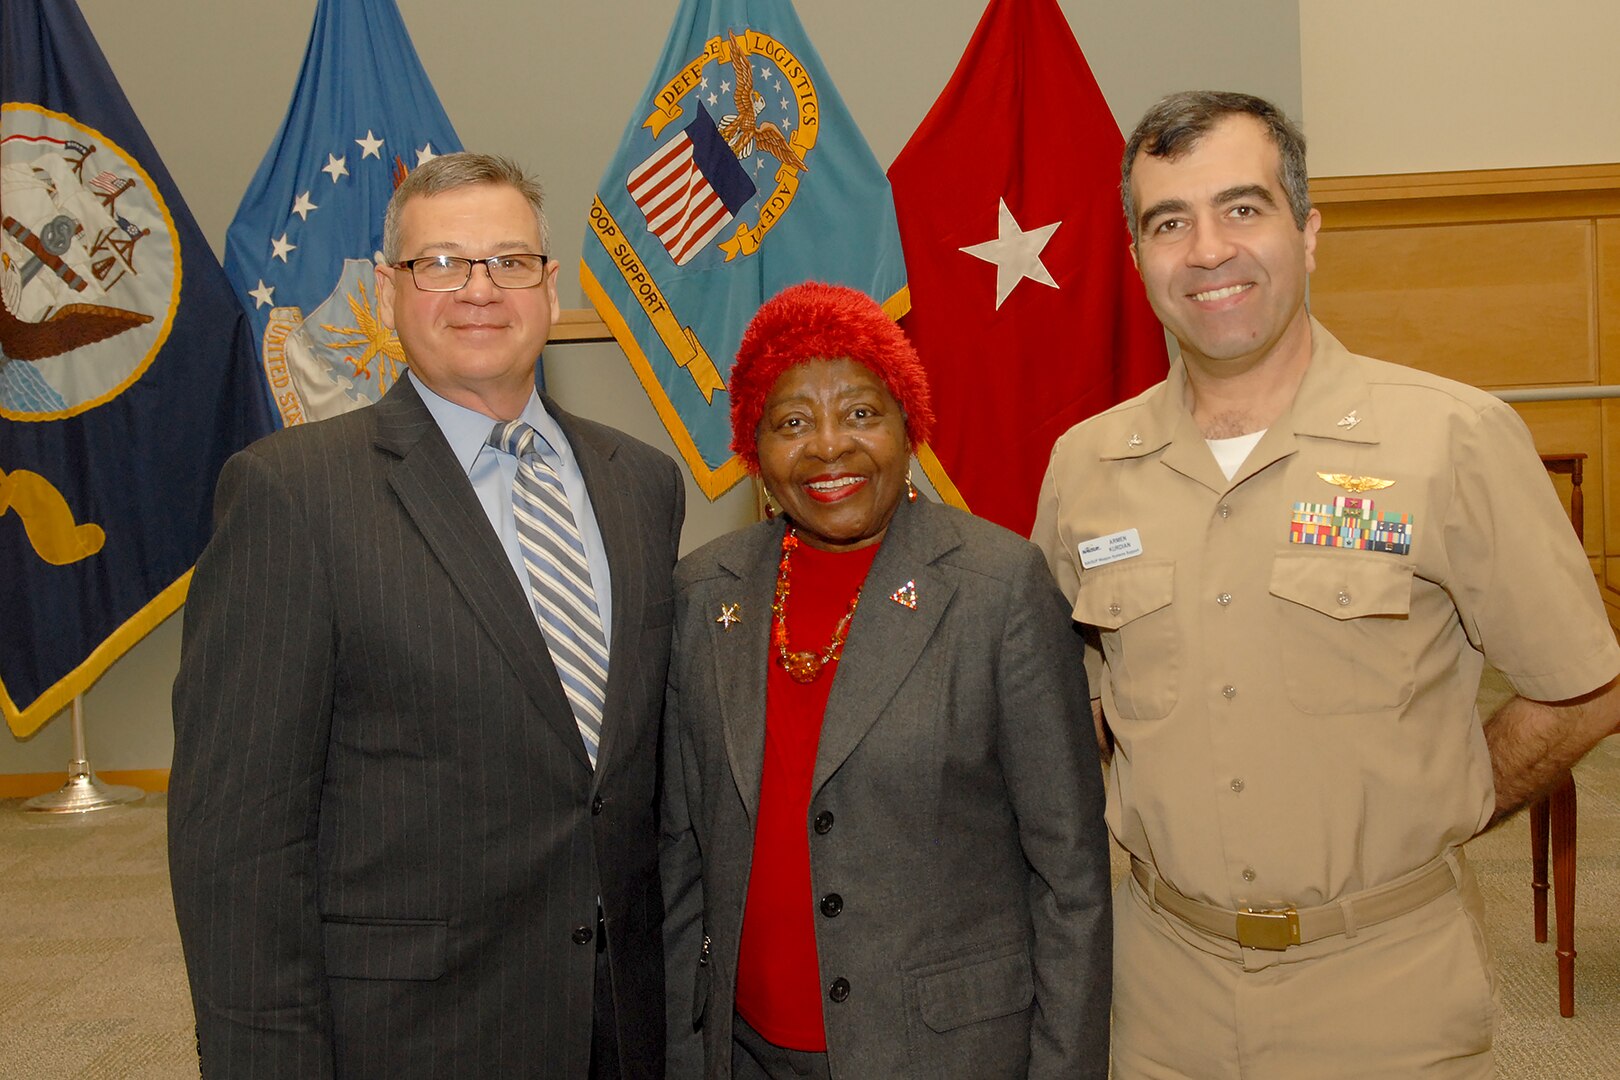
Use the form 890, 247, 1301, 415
572, 924, 594, 945
591, 795, 604, 815
828, 977, 850, 1003
819, 893, 843, 917
814, 811, 834, 834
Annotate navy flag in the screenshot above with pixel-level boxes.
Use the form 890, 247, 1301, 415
582, 0, 908, 499
225, 0, 462, 427
1, 0, 273, 736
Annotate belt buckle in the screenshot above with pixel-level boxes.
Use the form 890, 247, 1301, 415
1236, 907, 1300, 950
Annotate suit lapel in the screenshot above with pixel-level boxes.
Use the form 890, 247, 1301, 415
714, 521, 784, 821
812, 499, 959, 797
550, 399, 635, 789
377, 379, 591, 771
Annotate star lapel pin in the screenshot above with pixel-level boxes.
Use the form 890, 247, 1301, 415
716, 603, 742, 631
889, 580, 918, 610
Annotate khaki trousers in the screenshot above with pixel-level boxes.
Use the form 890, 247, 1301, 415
1112, 854, 1497, 1079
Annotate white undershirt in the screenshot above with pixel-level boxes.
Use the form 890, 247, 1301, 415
1206, 430, 1267, 482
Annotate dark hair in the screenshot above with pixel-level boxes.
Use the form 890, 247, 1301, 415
1121, 91, 1310, 242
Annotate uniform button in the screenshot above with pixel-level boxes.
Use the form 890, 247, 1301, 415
820, 893, 843, 917
814, 811, 834, 834
1337, 590, 1352, 607
1221, 685, 1237, 700
1218, 504, 1232, 519
1216, 592, 1232, 607
1242, 867, 1257, 882
828, 977, 850, 1003
1108, 602, 1122, 617
591, 795, 604, 815
1230, 778, 1246, 793
572, 924, 594, 945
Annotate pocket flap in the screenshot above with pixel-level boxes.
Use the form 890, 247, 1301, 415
1073, 560, 1175, 630
916, 946, 1034, 1033
322, 917, 447, 981
1269, 551, 1414, 619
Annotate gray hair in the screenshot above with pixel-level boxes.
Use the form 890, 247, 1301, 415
381, 152, 550, 262
1120, 91, 1310, 243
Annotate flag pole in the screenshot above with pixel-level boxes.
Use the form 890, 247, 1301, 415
22, 696, 144, 814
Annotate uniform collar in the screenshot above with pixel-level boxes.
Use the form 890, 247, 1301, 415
1105, 314, 1379, 466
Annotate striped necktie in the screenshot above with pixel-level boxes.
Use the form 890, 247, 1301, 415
488, 420, 608, 767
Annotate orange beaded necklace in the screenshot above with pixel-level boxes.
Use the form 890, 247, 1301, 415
770, 527, 862, 683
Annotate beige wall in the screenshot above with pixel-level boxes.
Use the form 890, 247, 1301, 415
5, 0, 1301, 774
1300, 0, 1620, 176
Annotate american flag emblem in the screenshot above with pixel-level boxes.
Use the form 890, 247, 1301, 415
87, 170, 124, 195
627, 105, 756, 266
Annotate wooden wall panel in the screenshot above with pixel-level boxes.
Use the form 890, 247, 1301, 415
1310, 220, 1594, 389
1309, 164, 1619, 624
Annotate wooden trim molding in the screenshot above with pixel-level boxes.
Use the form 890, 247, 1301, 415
1310, 162, 1620, 229
0, 768, 169, 799
550, 307, 613, 344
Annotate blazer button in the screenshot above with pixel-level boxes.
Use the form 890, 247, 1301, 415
819, 893, 843, 917
572, 924, 594, 945
828, 977, 850, 1003
591, 795, 604, 815
813, 811, 834, 834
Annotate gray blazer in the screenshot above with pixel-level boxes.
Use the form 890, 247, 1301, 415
661, 497, 1110, 1079
169, 376, 684, 1080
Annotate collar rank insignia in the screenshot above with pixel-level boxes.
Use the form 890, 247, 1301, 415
889, 580, 918, 610
1317, 472, 1394, 494
1337, 410, 1362, 430
716, 602, 742, 631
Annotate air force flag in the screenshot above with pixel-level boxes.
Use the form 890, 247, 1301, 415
582, 0, 908, 499
224, 0, 461, 427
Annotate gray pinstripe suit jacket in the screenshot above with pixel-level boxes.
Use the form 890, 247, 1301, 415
169, 375, 684, 1080
660, 497, 1112, 1079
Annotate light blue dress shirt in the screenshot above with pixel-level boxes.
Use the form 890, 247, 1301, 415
409, 371, 613, 646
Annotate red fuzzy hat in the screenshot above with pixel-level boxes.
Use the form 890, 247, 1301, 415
729, 282, 935, 472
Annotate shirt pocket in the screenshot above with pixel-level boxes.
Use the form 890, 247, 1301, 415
1073, 560, 1179, 721
1269, 551, 1417, 714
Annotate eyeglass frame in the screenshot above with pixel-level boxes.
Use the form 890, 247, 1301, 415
388, 253, 552, 292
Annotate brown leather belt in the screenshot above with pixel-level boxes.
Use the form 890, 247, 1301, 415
1131, 852, 1461, 951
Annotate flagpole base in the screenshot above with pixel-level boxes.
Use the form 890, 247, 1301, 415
22, 760, 144, 815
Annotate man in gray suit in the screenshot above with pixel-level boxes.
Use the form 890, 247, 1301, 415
170, 153, 684, 1080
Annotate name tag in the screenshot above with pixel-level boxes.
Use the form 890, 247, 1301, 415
1079, 528, 1142, 569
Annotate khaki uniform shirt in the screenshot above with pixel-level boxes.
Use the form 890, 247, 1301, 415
1033, 319, 1620, 910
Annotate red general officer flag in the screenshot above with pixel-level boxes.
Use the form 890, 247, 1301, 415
890, 0, 1166, 537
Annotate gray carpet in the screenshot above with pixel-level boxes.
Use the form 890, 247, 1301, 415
2, 748, 1618, 1078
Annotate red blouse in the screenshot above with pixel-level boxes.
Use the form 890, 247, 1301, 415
734, 538, 879, 1051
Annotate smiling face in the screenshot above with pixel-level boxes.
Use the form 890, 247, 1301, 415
1128, 114, 1321, 377
375, 182, 558, 419
756, 358, 910, 553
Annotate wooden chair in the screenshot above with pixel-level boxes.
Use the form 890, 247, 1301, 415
1532, 452, 1584, 1018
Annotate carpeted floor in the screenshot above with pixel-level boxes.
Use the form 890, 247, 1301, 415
2, 740, 1618, 1078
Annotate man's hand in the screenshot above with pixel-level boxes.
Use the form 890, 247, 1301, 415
1484, 676, 1620, 827
1091, 698, 1113, 765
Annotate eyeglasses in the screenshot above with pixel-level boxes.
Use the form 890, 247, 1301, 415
390, 253, 551, 292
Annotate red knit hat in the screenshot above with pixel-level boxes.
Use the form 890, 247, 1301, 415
729, 282, 935, 472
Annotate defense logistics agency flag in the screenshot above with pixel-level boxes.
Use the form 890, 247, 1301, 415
890, 0, 1166, 537
583, 0, 907, 498
1, 0, 272, 735
225, 0, 461, 428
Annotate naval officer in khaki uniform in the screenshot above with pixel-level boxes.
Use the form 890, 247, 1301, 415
1033, 90, 1620, 1078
